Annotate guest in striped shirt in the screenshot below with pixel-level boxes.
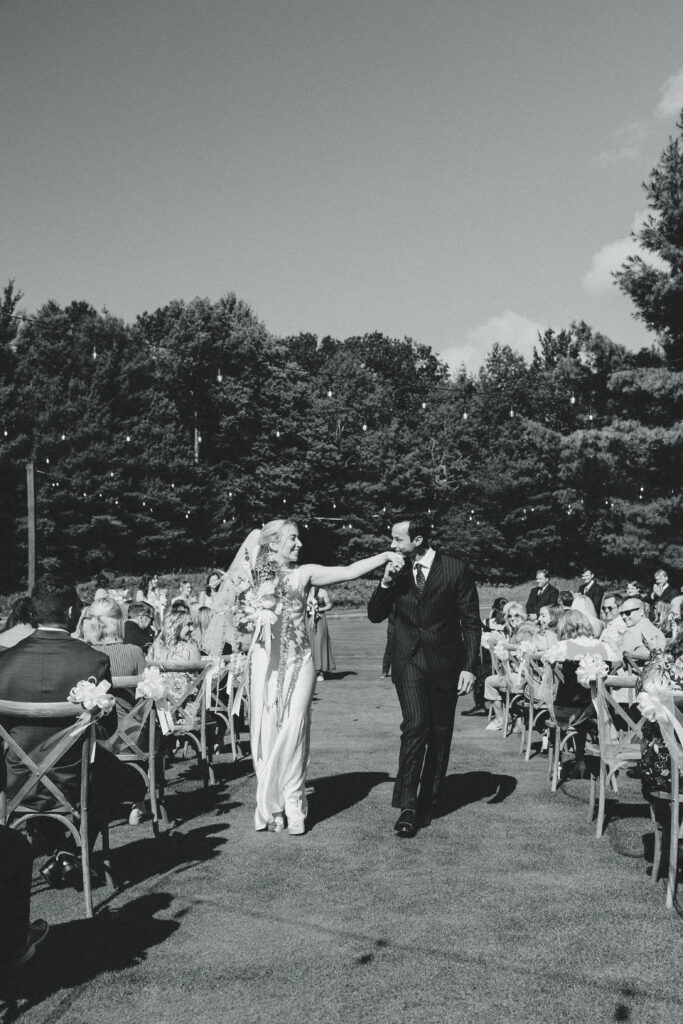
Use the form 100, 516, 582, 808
77, 598, 146, 676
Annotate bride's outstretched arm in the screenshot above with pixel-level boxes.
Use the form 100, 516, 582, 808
303, 552, 397, 588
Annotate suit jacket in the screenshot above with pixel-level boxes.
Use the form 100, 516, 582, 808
525, 584, 559, 618
578, 581, 604, 616
123, 619, 155, 654
0, 629, 114, 810
651, 584, 680, 606
367, 550, 481, 687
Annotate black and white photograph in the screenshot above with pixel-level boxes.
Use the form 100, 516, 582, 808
1, 2, 682, 1021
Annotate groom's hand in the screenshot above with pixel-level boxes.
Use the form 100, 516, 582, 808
457, 671, 475, 694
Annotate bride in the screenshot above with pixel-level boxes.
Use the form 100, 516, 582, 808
208, 519, 400, 835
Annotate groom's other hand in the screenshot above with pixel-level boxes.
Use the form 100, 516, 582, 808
457, 670, 475, 694
381, 553, 405, 588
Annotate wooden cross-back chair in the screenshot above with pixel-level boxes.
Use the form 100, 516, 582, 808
210, 657, 251, 762
539, 662, 592, 792
148, 662, 217, 789
0, 700, 114, 918
110, 676, 169, 836
518, 654, 549, 761
489, 646, 526, 741
585, 674, 642, 837
645, 694, 683, 909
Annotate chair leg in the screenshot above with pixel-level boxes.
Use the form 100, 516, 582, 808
525, 701, 534, 761
551, 728, 560, 793
100, 823, 115, 890
596, 760, 607, 838
666, 777, 680, 910
650, 803, 663, 885
587, 767, 597, 823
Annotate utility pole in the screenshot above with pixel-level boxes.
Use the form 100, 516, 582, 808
26, 461, 36, 591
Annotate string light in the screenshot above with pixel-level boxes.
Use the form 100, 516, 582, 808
421, 401, 427, 409
45, 457, 49, 464
216, 370, 223, 384
276, 427, 281, 438
92, 348, 97, 360
327, 388, 333, 398
362, 422, 368, 432
126, 434, 131, 442
570, 394, 576, 405
509, 408, 515, 418
462, 411, 468, 421
60, 432, 66, 441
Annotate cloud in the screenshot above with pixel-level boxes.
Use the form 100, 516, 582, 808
582, 210, 667, 295
592, 121, 648, 167
441, 311, 544, 371
657, 69, 683, 119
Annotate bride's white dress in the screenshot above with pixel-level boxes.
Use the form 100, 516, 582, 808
248, 567, 317, 831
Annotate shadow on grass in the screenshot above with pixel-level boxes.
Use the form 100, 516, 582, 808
0, 891, 181, 1021
306, 771, 391, 828
434, 771, 517, 818
107, 821, 231, 889
321, 671, 358, 681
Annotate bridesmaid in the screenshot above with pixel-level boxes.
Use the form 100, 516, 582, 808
307, 586, 336, 682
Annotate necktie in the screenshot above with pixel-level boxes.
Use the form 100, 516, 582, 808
414, 562, 426, 596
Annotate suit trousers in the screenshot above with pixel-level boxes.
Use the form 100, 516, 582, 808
392, 649, 458, 810
0, 825, 32, 967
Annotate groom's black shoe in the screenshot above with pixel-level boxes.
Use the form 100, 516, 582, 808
461, 705, 487, 717
394, 808, 418, 839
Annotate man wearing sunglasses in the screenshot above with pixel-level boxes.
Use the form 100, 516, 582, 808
600, 592, 626, 649
619, 599, 666, 660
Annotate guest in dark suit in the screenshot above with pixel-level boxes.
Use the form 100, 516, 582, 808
123, 601, 156, 654
525, 569, 559, 620
368, 514, 481, 838
578, 569, 604, 617
651, 569, 680, 608
0, 574, 143, 884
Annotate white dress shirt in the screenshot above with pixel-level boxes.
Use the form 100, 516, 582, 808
412, 547, 436, 582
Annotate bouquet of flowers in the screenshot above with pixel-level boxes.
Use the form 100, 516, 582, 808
231, 558, 285, 637
68, 676, 116, 714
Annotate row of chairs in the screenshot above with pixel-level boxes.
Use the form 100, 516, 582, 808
488, 645, 683, 910
0, 656, 250, 917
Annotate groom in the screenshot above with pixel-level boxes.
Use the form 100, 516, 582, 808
368, 514, 481, 838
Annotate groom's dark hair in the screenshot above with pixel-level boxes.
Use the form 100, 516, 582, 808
407, 514, 432, 545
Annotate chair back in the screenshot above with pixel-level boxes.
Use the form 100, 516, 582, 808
110, 676, 150, 758
0, 700, 96, 823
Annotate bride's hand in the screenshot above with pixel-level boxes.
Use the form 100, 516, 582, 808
381, 552, 404, 585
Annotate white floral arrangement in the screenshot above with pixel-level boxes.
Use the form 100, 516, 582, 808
541, 643, 565, 664
639, 652, 683, 694
493, 641, 509, 661
518, 640, 537, 656
135, 666, 172, 702
575, 654, 610, 688
68, 676, 116, 714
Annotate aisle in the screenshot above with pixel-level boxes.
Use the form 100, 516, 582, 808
3, 614, 682, 1024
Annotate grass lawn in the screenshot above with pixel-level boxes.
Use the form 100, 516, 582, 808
1, 615, 681, 1024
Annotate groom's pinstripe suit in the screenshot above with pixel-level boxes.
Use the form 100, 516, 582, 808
368, 550, 481, 810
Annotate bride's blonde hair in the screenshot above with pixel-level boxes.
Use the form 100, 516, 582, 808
258, 519, 297, 561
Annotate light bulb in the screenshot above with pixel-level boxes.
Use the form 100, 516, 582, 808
327, 388, 332, 398
217, 370, 223, 383
462, 411, 468, 421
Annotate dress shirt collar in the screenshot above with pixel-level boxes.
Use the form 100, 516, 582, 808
413, 547, 436, 571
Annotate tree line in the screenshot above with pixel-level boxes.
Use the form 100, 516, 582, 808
1, 116, 682, 592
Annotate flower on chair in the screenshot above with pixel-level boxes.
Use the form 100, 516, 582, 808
68, 676, 116, 713
135, 666, 171, 702
575, 654, 609, 689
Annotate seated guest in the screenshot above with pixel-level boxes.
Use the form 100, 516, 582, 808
0, 827, 48, 968
147, 607, 201, 664
525, 569, 559, 620
653, 600, 673, 640
483, 596, 508, 633
670, 596, 683, 644
578, 569, 604, 617
503, 602, 538, 642
79, 598, 146, 676
193, 606, 213, 653
93, 572, 112, 601
571, 593, 604, 637
619, 598, 666, 660
173, 580, 194, 606
551, 609, 612, 779
124, 601, 156, 653
0, 597, 37, 649
534, 604, 559, 650
600, 592, 626, 650
483, 604, 537, 730
0, 574, 146, 882
558, 590, 574, 609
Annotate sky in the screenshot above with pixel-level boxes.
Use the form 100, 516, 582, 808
2, 0, 683, 371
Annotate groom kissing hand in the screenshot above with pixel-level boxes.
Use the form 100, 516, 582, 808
368, 513, 481, 839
